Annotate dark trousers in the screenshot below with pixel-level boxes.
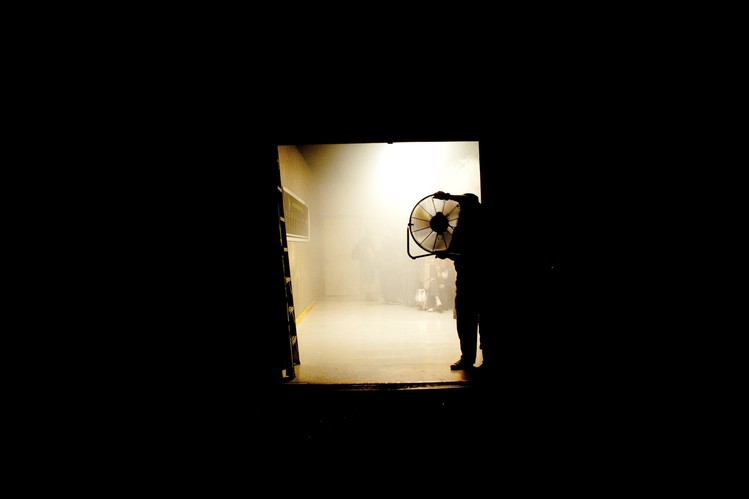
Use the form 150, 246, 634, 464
454, 268, 483, 365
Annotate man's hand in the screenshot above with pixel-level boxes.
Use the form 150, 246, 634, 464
433, 191, 450, 200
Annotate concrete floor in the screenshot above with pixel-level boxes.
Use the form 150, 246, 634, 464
267, 295, 502, 450
269, 298, 649, 463
287, 295, 484, 386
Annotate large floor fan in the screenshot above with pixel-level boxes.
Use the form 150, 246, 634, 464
406, 193, 461, 259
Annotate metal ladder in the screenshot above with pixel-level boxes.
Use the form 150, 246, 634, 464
275, 153, 300, 379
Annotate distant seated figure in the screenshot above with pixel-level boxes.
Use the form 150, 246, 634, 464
427, 259, 455, 313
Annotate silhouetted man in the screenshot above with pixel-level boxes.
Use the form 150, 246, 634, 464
433, 191, 492, 372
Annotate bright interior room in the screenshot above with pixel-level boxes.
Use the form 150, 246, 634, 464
278, 141, 482, 385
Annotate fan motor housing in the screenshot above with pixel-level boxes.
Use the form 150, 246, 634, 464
429, 212, 450, 234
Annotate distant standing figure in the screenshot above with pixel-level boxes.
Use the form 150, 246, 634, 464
377, 233, 403, 304
352, 230, 377, 301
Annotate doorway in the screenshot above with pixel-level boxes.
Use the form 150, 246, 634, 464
279, 141, 482, 385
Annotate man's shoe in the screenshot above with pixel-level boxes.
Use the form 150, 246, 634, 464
450, 359, 473, 371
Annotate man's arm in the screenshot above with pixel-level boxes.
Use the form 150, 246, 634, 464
433, 191, 478, 204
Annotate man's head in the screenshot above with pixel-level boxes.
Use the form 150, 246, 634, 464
459, 193, 480, 211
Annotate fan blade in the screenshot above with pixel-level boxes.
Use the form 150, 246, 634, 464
412, 203, 434, 222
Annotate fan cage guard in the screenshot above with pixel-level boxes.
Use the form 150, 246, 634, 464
406, 194, 461, 259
